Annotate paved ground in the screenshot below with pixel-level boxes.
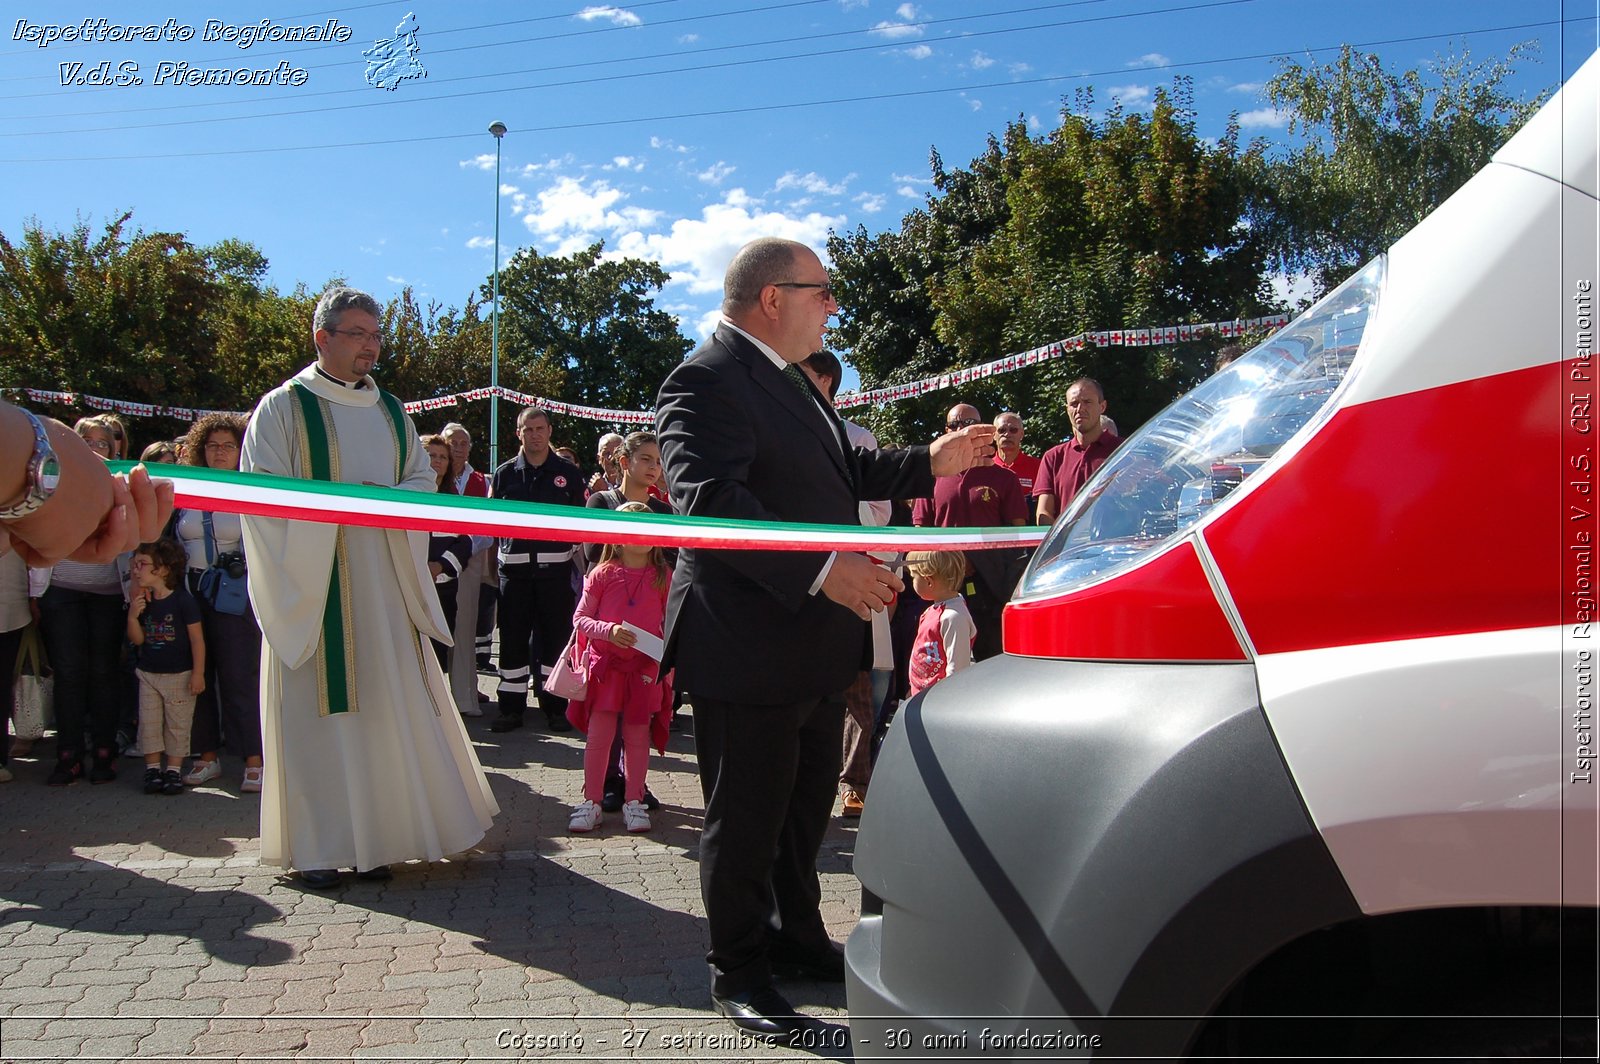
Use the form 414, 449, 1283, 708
0, 674, 862, 1063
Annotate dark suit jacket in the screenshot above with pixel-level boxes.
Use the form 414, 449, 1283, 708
656, 324, 933, 705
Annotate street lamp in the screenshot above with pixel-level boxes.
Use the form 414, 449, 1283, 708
489, 120, 508, 470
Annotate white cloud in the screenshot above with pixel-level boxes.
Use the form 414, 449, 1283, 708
855, 192, 887, 213
891, 172, 932, 185
605, 155, 645, 172
460, 153, 496, 172
499, 183, 518, 195
650, 135, 690, 153
1108, 83, 1152, 108
465, 236, 494, 250
1238, 107, 1291, 129
871, 4, 924, 39
697, 160, 736, 185
1009, 62, 1031, 76
1229, 81, 1263, 94
386, 275, 406, 285
576, 5, 642, 27
773, 171, 851, 196
519, 176, 662, 247
608, 191, 844, 300
896, 185, 920, 198
902, 44, 932, 60
966, 96, 982, 111
969, 51, 995, 70
1027, 114, 1043, 131
679, 33, 698, 43
1128, 52, 1170, 68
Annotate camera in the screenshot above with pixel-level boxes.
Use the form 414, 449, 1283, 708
215, 551, 246, 580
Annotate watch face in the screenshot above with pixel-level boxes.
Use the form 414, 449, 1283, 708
39, 453, 59, 496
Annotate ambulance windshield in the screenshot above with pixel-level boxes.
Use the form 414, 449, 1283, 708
1019, 256, 1385, 600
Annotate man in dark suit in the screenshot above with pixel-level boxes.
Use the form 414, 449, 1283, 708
656, 237, 996, 1039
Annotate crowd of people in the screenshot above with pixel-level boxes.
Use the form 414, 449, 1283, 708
0, 238, 1130, 1042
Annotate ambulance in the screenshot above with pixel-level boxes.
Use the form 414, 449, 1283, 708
845, 50, 1600, 1058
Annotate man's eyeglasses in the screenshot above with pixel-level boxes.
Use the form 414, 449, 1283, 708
947, 418, 981, 429
328, 327, 385, 346
772, 281, 836, 302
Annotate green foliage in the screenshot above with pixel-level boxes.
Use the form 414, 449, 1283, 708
489, 241, 690, 465
1258, 43, 1548, 295
832, 78, 1273, 448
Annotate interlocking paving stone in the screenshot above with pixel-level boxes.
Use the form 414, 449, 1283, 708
1, 682, 859, 1060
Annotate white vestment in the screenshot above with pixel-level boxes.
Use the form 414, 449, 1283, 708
241, 364, 499, 871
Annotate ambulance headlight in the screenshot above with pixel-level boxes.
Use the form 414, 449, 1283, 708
1018, 257, 1387, 600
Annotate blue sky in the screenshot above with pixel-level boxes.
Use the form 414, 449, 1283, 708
2, 0, 1593, 358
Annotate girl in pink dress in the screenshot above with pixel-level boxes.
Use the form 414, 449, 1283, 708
566, 502, 674, 833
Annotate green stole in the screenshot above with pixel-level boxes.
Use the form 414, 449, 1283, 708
288, 380, 410, 715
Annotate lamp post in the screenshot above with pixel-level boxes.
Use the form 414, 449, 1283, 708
489, 120, 508, 470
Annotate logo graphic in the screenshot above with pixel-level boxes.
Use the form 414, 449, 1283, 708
363, 12, 425, 91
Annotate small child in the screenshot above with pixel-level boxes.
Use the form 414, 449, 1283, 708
567, 503, 673, 834
905, 549, 977, 697
126, 539, 206, 796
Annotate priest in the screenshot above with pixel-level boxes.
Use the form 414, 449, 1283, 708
240, 286, 498, 889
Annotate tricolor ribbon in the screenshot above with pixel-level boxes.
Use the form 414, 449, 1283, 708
131, 464, 1046, 553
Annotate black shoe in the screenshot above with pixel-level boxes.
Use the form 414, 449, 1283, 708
88, 748, 117, 784
600, 788, 623, 813
356, 865, 392, 881
46, 754, 82, 787
143, 767, 164, 795
476, 654, 493, 673
299, 868, 341, 889
710, 985, 814, 1040
161, 769, 184, 796
668, 713, 686, 733
768, 941, 847, 983
544, 710, 572, 733
489, 716, 524, 733
642, 788, 661, 812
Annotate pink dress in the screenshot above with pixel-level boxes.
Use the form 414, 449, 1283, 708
567, 563, 673, 741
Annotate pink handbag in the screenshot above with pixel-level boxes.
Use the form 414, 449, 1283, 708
545, 631, 588, 701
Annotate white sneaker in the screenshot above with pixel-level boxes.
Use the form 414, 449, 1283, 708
183, 759, 221, 786
622, 799, 651, 833
241, 766, 264, 793
569, 800, 602, 834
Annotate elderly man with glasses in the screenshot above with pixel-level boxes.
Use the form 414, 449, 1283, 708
237, 285, 498, 890
656, 238, 997, 1041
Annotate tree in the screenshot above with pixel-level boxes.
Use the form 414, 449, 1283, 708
831, 78, 1274, 447
489, 241, 690, 462
1258, 43, 1548, 295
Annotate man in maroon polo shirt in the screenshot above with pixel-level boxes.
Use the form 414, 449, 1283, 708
913, 403, 1028, 660
1034, 377, 1121, 525
993, 410, 1042, 523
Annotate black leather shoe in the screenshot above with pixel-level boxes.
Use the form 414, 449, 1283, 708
544, 711, 573, 733
356, 865, 392, 881
711, 985, 812, 1040
600, 787, 623, 813
489, 716, 523, 733
299, 868, 341, 889
769, 942, 847, 983
642, 788, 661, 811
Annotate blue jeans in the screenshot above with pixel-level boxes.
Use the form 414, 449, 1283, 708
39, 586, 124, 757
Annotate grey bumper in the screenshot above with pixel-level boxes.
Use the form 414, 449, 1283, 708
845, 656, 1360, 1059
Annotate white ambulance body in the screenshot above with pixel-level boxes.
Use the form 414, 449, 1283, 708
845, 50, 1600, 1058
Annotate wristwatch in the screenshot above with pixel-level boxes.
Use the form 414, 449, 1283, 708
0, 408, 60, 520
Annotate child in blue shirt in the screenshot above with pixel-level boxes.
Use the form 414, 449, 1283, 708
126, 538, 206, 796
